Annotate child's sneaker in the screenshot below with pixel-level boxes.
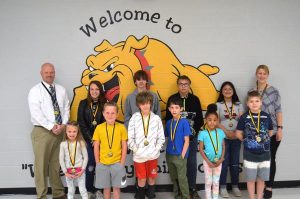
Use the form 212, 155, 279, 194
220, 188, 229, 198
95, 190, 103, 199
263, 189, 272, 198
87, 192, 95, 199
232, 187, 242, 197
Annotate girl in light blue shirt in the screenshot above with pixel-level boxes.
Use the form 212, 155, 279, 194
198, 104, 225, 199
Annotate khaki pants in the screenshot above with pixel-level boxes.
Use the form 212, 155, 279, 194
31, 126, 65, 199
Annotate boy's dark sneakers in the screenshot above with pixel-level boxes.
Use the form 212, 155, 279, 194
190, 189, 201, 199
134, 189, 156, 198
263, 189, 272, 198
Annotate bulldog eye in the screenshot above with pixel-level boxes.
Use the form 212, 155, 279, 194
89, 66, 95, 71
103, 63, 115, 72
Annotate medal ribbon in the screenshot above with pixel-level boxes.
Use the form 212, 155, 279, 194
256, 82, 268, 97
67, 141, 77, 167
106, 123, 115, 150
141, 112, 151, 139
224, 101, 234, 120
249, 110, 260, 133
207, 129, 219, 156
170, 116, 181, 145
90, 102, 99, 121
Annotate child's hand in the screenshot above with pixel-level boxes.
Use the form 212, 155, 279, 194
215, 159, 223, 167
207, 161, 216, 168
75, 169, 85, 178
120, 161, 125, 167
65, 172, 75, 179
228, 131, 236, 139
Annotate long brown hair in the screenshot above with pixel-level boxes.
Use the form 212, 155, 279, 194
87, 81, 106, 105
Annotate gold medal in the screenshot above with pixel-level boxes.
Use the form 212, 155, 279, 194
256, 136, 261, 143
107, 151, 113, 157
249, 111, 262, 143
144, 140, 149, 146
106, 123, 115, 157
68, 141, 77, 173
54, 110, 59, 115
90, 103, 99, 126
141, 112, 151, 147
207, 129, 220, 163
224, 101, 235, 122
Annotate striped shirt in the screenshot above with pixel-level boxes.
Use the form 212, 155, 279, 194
254, 86, 282, 134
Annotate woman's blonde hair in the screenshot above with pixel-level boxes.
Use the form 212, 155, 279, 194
256, 64, 270, 75
64, 121, 86, 147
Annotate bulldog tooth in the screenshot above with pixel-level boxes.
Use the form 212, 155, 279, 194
89, 66, 94, 71
85, 86, 89, 90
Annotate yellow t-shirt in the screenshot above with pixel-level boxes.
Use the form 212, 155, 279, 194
93, 122, 128, 165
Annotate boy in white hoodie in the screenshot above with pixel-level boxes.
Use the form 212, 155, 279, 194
128, 91, 165, 199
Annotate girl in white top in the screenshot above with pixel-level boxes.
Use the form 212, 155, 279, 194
216, 81, 244, 198
59, 121, 88, 199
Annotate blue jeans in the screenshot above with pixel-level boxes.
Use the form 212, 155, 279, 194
220, 139, 241, 186
187, 138, 198, 190
85, 142, 96, 192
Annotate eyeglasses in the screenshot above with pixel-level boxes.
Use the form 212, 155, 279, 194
178, 83, 190, 87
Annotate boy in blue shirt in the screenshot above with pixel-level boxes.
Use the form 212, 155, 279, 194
165, 96, 192, 199
236, 91, 273, 199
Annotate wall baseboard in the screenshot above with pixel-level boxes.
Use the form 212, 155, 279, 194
0, 181, 299, 195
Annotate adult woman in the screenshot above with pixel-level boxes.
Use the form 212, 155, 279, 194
216, 81, 244, 198
255, 65, 283, 199
78, 81, 106, 198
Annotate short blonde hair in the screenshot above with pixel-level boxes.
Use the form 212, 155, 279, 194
256, 65, 270, 75
103, 101, 119, 113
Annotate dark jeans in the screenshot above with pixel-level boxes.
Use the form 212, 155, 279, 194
187, 138, 198, 190
86, 142, 96, 192
220, 139, 241, 186
265, 135, 281, 188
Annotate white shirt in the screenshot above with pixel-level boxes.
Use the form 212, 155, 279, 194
128, 111, 165, 163
28, 81, 70, 130
59, 140, 88, 173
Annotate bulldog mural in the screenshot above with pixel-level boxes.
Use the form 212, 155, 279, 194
71, 35, 219, 121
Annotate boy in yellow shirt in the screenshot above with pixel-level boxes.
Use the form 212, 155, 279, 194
93, 102, 128, 199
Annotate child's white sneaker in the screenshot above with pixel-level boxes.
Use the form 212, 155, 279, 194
220, 188, 229, 198
232, 187, 242, 197
95, 190, 103, 199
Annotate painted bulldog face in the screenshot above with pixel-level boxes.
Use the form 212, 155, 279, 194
71, 36, 149, 121
84, 42, 140, 102
71, 35, 220, 122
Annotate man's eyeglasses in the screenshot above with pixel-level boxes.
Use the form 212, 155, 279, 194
178, 83, 190, 87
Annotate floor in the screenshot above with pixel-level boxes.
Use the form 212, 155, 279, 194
0, 188, 299, 199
